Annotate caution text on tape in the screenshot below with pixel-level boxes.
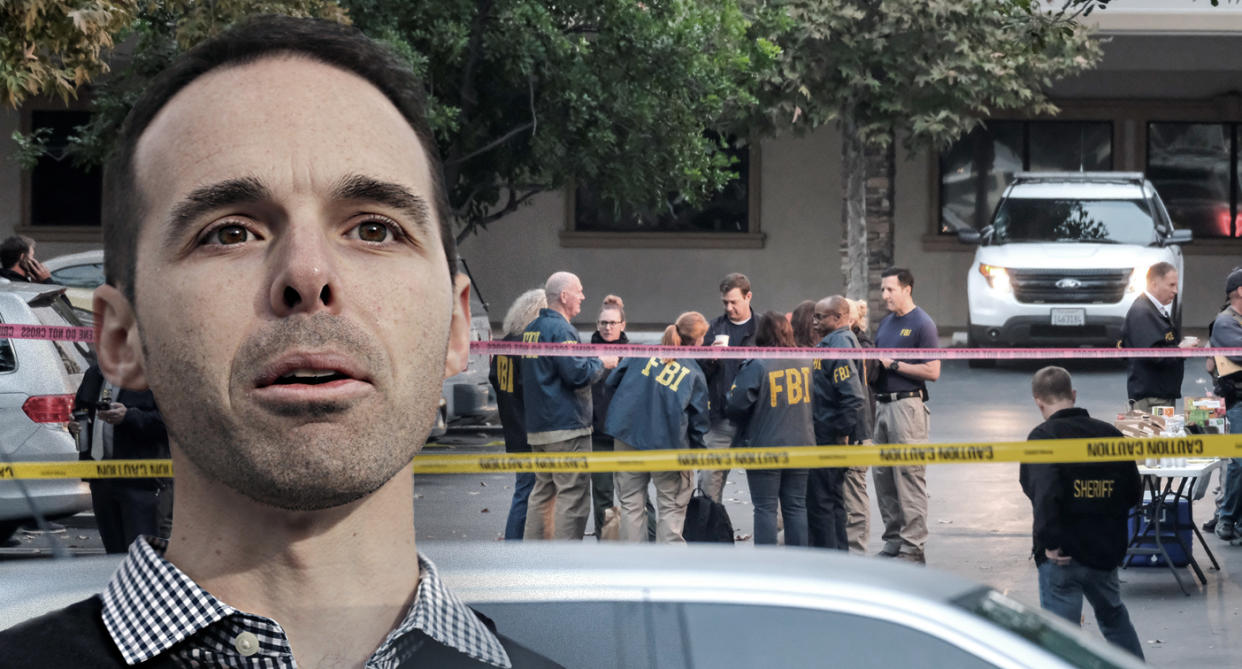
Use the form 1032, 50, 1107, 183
7, 435, 1236, 480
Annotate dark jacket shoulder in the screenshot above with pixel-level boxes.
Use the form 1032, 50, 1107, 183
0, 596, 151, 668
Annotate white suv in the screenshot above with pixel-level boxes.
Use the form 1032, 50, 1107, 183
959, 172, 1191, 365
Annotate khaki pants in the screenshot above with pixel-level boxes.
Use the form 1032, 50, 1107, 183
873, 397, 929, 555
524, 434, 591, 540
1131, 397, 1175, 414
615, 439, 694, 542
697, 419, 736, 503
842, 466, 870, 554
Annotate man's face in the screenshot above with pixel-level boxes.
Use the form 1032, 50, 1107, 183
721, 288, 752, 322
880, 276, 910, 312
1148, 270, 1178, 306
113, 57, 468, 511
812, 303, 840, 338
561, 278, 585, 319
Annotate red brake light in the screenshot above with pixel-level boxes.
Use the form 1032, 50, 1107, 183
22, 394, 75, 423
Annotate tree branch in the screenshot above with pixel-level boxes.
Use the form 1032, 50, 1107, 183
455, 188, 543, 245
445, 121, 534, 166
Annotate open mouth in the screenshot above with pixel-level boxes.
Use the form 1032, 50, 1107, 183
270, 369, 353, 386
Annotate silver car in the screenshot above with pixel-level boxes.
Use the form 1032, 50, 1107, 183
0, 543, 1143, 668
0, 284, 93, 543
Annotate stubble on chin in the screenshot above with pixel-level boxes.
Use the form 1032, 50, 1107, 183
141, 312, 446, 511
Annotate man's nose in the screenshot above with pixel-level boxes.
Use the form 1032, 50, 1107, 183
268, 226, 341, 317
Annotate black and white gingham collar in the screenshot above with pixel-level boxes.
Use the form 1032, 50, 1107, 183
101, 537, 511, 668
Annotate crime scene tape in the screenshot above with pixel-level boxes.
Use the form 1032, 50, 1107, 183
6, 434, 1242, 479
474, 340, 1242, 361
9, 324, 1242, 361
0, 323, 94, 342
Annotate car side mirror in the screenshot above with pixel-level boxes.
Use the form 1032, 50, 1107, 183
956, 229, 981, 245
1165, 229, 1192, 245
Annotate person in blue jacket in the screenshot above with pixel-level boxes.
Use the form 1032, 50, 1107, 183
726, 312, 815, 546
808, 295, 870, 550
489, 288, 547, 540
605, 312, 710, 542
521, 271, 618, 540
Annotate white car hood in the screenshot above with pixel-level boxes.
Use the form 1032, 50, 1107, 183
977, 242, 1174, 270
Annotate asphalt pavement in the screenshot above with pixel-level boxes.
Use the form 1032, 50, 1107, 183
6, 359, 1240, 667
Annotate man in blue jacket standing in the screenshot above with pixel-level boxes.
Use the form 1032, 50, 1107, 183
522, 271, 616, 540
809, 295, 869, 550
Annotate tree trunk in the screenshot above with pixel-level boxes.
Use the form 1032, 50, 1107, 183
840, 116, 868, 302
864, 134, 895, 331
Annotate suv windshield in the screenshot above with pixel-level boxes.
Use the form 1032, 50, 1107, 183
991, 198, 1156, 245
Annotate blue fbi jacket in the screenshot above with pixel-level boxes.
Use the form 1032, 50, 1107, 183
725, 358, 815, 448
812, 327, 870, 445
520, 309, 604, 436
604, 356, 710, 450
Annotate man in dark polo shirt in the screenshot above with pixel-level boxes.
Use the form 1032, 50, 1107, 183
1120, 261, 1192, 413
698, 272, 759, 502
873, 267, 939, 564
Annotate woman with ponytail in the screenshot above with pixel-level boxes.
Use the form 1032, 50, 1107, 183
725, 312, 815, 546
603, 312, 711, 542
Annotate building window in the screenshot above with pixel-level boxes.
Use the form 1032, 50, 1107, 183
29, 110, 101, 227
938, 121, 1113, 233
573, 136, 750, 233
1147, 122, 1238, 239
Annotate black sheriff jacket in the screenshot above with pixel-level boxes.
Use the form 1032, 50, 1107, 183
1020, 408, 1142, 570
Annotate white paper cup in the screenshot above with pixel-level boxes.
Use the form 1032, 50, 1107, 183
714, 334, 730, 346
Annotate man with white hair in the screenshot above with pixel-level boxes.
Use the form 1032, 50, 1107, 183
521, 272, 617, 540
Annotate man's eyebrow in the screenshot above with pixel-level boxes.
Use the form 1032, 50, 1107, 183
331, 174, 432, 231
165, 177, 272, 248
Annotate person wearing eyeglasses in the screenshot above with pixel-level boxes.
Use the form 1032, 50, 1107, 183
589, 295, 653, 540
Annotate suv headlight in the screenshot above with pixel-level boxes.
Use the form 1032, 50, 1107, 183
1128, 265, 1151, 293
978, 263, 1010, 292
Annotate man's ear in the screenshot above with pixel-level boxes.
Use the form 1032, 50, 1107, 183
443, 273, 471, 379
93, 284, 148, 390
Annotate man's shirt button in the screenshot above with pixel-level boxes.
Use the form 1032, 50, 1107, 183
234, 631, 260, 656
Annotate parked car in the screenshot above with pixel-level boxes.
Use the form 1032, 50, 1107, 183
41, 249, 104, 326
959, 172, 1191, 367
0, 284, 93, 544
0, 542, 1143, 668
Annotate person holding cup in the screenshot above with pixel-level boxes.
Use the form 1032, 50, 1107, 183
1120, 262, 1191, 414
697, 273, 759, 503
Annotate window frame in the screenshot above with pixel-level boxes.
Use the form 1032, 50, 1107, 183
19, 103, 104, 244
560, 141, 765, 249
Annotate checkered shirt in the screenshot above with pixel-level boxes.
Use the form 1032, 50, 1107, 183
100, 537, 511, 668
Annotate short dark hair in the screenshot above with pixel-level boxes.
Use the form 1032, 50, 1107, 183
1147, 262, 1177, 283
719, 273, 751, 296
1031, 366, 1074, 403
881, 267, 914, 289
102, 15, 455, 302
0, 236, 30, 270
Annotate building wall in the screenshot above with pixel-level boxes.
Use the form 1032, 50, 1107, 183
460, 129, 845, 329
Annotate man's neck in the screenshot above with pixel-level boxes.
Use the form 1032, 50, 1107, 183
728, 311, 751, 325
1042, 400, 1076, 419
893, 302, 915, 318
1145, 291, 1171, 309
164, 452, 420, 668
5, 265, 25, 277
1229, 298, 1242, 315
549, 303, 572, 321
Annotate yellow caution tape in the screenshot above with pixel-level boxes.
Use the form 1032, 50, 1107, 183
4, 434, 1240, 480
0, 460, 174, 481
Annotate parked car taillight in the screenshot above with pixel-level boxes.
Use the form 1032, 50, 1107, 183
22, 395, 75, 423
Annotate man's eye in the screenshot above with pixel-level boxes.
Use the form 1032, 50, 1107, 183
354, 221, 391, 243
212, 225, 250, 245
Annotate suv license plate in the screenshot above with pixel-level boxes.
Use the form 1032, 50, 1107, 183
1050, 308, 1086, 327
